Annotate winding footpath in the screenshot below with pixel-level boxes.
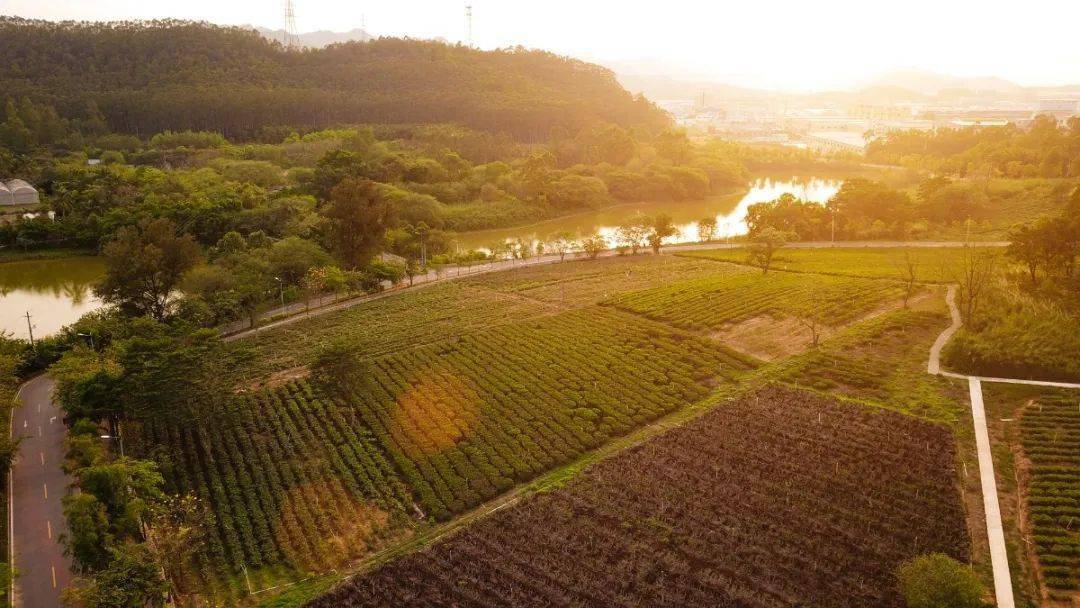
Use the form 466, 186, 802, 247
928, 286, 1080, 608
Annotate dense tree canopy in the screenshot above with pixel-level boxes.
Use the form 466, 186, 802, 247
0, 18, 667, 141
868, 116, 1080, 178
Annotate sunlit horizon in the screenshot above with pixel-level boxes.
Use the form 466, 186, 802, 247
6, 0, 1080, 92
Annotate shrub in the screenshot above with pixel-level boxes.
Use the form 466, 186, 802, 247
896, 554, 987, 608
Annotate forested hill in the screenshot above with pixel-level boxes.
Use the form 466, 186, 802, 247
0, 17, 667, 140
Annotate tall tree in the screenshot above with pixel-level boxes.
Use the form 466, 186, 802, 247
95, 219, 200, 320
324, 178, 392, 269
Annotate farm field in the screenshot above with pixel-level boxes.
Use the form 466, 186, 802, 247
771, 306, 967, 423
307, 386, 970, 608
138, 250, 994, 603
468, 254, 743, 305
677, 246, 1001, 282
606, 269, 907, 333
141, 303, 755, 596
1019, 394, 1080, 600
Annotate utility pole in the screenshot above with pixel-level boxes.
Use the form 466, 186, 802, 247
465, 5, 473, 47
24, 311, 35, 351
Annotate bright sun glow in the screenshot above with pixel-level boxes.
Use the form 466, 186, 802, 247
9, 0, 1080, 91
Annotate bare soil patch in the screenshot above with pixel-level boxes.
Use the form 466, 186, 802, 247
714, 289, 934, 361
241, 365, 311, 392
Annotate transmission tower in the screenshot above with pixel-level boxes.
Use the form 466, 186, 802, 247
283, 0, 299, 48
465, 5, 473, 47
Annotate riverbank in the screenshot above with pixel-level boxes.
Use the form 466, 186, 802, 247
0, 248, 96, 264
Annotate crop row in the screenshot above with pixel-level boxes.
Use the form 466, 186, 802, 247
147, 305, 751, 587
308, 386, 970, 608
144, 380, 413, 583
606, 271, 907, 332
236, 281, 556, 379
1020, 396, 1080, 593
332, 306, 755, 520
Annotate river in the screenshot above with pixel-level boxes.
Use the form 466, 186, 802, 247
453, 176, 843, 252
0, 256, 106, 340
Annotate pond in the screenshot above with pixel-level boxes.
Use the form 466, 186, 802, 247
453, 176, 843, 252
0, 256, 106, 340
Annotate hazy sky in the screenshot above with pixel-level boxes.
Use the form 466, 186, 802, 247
6, 0, 1080, 91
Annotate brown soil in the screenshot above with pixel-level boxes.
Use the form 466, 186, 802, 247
241, 365, 311, 392
713, 289, 936, 362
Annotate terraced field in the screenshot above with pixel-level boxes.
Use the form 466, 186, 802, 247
1019, 395, 1080, 598
606, 270, 907, 332
307, 387, 970, 608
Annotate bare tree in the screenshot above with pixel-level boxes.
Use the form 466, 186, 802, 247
793, 290, 829, 347
949, 246, 998, 326
894, 249, 920, 308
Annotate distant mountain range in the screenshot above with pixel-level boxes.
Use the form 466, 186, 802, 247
865, 68, 1025, 96
617, 67, 1080, 105
253, 26, 373, 48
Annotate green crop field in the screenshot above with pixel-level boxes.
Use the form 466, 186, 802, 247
606, 269, 907, 332
1019, 395, 1080, 597
467, 254, 745, 305
138, 251, 993, 603
677, 246, 1003, 282
147, 301, 757, 597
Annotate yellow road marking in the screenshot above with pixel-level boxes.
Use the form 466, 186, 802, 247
51, 565, 57, 588
46, 520, 52, 539
43, 483, 48, 500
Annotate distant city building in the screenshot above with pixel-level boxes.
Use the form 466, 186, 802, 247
1, 179, 39, 205
805, 132, 868, 154
1035, 98, 1080, 120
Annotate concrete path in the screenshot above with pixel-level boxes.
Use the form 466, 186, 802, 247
966, 377, 1016, 608
10, 376, 73, 607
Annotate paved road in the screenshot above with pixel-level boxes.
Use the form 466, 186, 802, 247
10, 376, 73, 607
227, 240, 1007, 341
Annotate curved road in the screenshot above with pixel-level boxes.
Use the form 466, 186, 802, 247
10, 376, 73, 607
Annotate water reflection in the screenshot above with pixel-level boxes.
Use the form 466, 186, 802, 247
454, 176, 842, 252
0, 256, 106, 339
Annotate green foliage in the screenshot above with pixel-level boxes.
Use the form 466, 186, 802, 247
63, 543, 167, 608
869, 116, 1080, 178
895, 553, 987, 608
607, 268, 906, 332
62, 493, 114, 572
149, 130, 226, 150
1018, 395, 1080, 593
95, 218, 202, 320
324, 178, 392, 269
0, 19, 667, 141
